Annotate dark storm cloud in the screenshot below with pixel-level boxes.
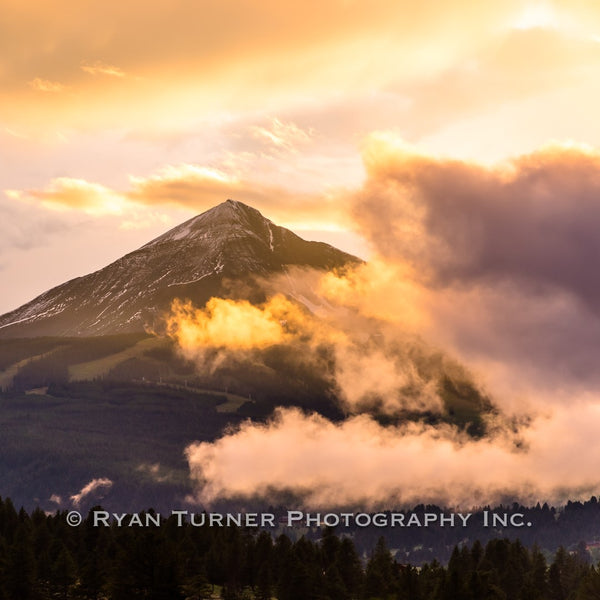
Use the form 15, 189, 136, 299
354, 142, 600, 312
352, 140, 600, 393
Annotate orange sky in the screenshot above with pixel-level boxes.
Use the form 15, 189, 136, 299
3, 0, 600, 312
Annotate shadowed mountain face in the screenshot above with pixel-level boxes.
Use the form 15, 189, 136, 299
0, 200, 360, 338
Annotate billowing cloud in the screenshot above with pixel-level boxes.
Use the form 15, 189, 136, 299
70, 477, 113, 507
356, 135, 600, 303
316, 260, 428, 331
165, 281, 473, 417
186, 403, 600, 509
352, 136, 600, 393
167, 297, 291, 351
332, 346, 444, 414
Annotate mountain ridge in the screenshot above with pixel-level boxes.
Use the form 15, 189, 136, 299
0, 200, 360, 338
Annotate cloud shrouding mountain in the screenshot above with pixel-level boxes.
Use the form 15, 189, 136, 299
166, 288, 449, 416
172, 139, 600, 508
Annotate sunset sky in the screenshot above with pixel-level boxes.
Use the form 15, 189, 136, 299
4, 0, 600, 507
3, 0, 600, 313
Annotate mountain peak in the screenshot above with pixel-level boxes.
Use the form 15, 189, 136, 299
0, 200, 360, 337
194, 198, 253, 221
143, 199, 273, 249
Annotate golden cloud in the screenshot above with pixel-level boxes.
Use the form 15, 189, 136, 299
7, 177, 126, 215
186, 402, 600, 508
167, 296, 293, 351
317, 260, 429, 330
8, 163, 350, 229
165, 267, 472, 417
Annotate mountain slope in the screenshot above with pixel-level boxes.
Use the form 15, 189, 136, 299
0, 200, 360, 338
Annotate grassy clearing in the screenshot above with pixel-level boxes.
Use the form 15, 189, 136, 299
146, 381, 249, 413
0, 337, 66, 370
69, 336, 166, 380
0, 348, 63, 390
212, 391, 249, 413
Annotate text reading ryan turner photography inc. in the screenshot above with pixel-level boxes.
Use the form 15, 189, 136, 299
66, 510, 533, 528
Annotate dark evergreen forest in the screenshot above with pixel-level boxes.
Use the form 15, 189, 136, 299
1, 497, 600, 600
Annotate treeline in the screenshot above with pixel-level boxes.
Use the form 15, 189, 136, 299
1, 498, 600, 600
346, 498, 600, 565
